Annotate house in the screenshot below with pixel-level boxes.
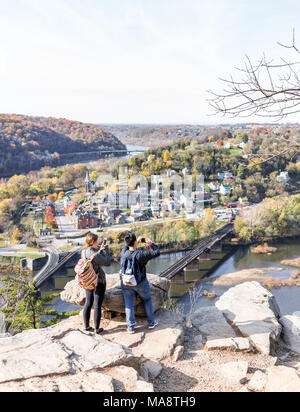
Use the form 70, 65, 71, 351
220, 184, 232, 196
277, 171, 290, 184
131, 205, 142, 215
105, 217, 115, 226
166, 198, 175, 212
209, 181, 220, 192
182, 168, 190, 176
180, 194, 194, 213
73, 210, 99, 230
63, 196, 71, 209
128, 213, 146, 223
116, 214, 128, 225
151, 203, 160, 217
238, 197, 250, 206
40, 228, 51, 236
217, 172, 233, 180
166, 170, 177, 178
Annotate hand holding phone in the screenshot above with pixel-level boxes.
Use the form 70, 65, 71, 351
101, 239, 107, 250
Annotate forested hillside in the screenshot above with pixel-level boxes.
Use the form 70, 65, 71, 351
0, 115, 126, 177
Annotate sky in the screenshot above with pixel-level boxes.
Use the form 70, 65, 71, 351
0, 0, 300, 124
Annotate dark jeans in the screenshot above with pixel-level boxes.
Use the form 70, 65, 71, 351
121, 279, 155, 329
83, 282, 106, 330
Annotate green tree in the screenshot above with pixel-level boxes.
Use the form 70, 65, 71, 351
0, 267, 79, 335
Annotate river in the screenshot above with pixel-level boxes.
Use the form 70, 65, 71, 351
44, 238, 300, 317
2, 145, 149, 180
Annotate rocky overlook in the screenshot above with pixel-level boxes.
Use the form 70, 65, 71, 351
1, 280, 300, 392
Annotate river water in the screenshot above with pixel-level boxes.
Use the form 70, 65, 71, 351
46, 238, 300, 317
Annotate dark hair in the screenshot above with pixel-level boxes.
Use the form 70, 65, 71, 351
124, 232, 137, 247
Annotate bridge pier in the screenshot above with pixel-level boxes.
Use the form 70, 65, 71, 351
199, 250, 212, 260
211, 243, 223, 253
184, 258, 210, 282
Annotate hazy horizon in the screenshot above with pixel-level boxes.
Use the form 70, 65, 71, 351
1, 1, 300, 124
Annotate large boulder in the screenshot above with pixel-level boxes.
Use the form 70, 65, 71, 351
216, 281, 282, 355
61, 274, 170, 317
280, 315, 300, 354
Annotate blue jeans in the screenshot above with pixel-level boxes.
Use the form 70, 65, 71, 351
121, 279, 155, 329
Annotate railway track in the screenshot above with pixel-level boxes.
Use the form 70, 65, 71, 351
160, 224, 234, 280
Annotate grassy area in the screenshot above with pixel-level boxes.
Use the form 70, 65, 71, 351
229, 148, 243, 156
58, 244, 77, 252
0, 251, 46, 259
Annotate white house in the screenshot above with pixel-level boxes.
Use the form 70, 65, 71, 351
209, 181, 220, 192
182, 168, 190, 176
63, 196, 71, 209
166, 170, 177, 178
277, 171, 290, 184
180, 194, 194, 212
220, 184, 232, 196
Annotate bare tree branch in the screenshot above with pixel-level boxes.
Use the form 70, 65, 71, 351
208, 31, 300, 162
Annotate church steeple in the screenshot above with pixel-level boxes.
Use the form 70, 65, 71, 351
85, 170, 91, 194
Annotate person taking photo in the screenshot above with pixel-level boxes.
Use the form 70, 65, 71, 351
120, 232, 160, 334
77, 233, 112, 334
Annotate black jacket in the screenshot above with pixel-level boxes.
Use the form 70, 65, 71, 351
120, 243, 160, 284
82, 246, 112, 284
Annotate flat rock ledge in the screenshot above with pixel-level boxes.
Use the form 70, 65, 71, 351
0, 308, 184, 392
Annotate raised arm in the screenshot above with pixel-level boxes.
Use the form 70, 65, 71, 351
93, 245, 112, 267
138, 243, 160, 266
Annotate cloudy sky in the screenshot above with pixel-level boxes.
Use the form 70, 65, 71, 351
0, 0, 299, 124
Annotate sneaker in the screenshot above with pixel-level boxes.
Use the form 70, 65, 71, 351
84, 327, 95, 333
95, 328, 104, 335
148, 320, 159, 330
127, 327, 136, 334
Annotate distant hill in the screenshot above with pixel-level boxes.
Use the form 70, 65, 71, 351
101, 124, 220, 147
0, 115, 126, 177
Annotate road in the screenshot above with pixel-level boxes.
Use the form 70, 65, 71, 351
33, 246, 60, 287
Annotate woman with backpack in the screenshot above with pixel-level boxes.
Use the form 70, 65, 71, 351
76, 233, 112, 334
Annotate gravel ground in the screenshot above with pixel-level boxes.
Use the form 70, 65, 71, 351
152, 326, 292, 392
